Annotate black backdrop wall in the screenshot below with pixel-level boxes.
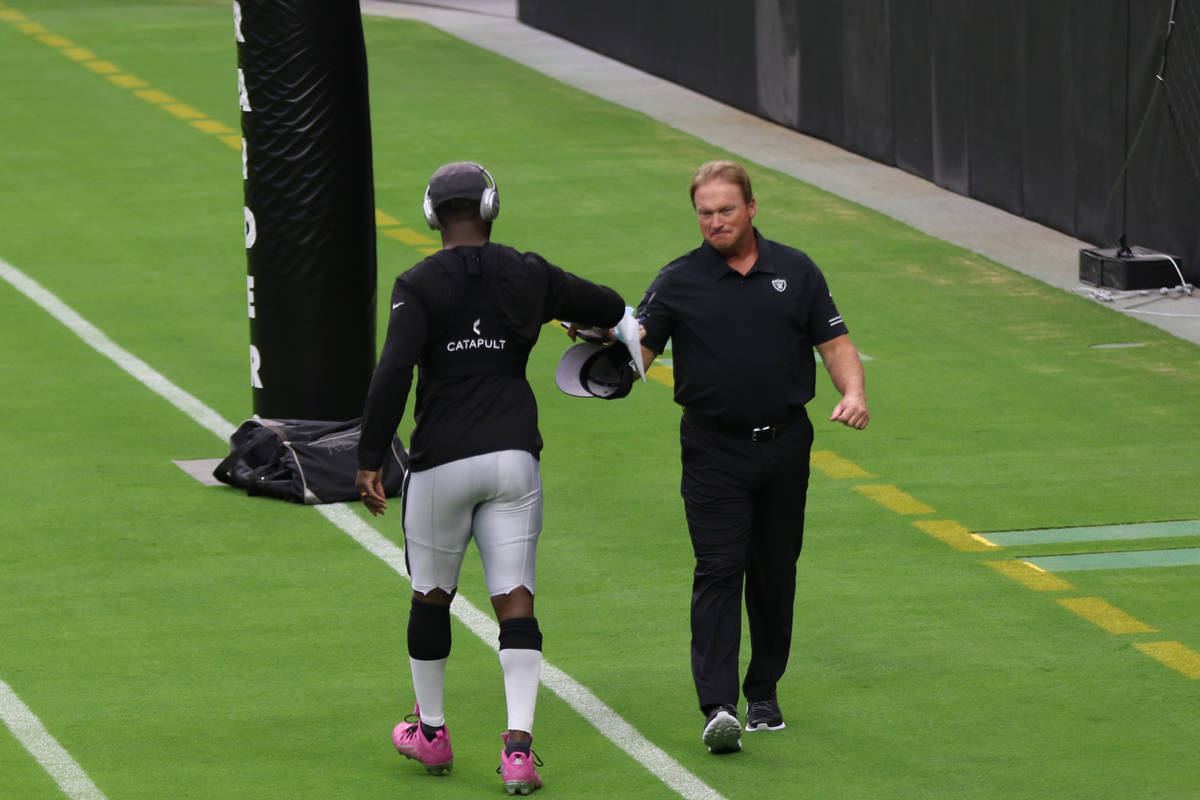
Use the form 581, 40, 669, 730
518, 0, 1200, 282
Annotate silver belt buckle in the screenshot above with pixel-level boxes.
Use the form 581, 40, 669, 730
751, 424, 771, 442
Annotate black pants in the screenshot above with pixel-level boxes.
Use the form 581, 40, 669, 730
679, 409, 814, 712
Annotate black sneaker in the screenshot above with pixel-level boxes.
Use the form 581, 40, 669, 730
701, 704, 742, 753
745, 696, 786, 731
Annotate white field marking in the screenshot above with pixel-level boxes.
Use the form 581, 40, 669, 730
320, 501, 726, 800
0, 258, 236, 442
2, 255, 728, 800
0, 679, 108, 800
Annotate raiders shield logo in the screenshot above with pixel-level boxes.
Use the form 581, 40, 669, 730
771, 278, 787, 292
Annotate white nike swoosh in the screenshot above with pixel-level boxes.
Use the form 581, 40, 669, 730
392, 301, 405, 309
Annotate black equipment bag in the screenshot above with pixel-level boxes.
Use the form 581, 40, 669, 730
213, 418, 407, 504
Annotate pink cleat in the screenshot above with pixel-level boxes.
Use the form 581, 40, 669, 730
497, 733, 543, 795
392, 704, 453, 775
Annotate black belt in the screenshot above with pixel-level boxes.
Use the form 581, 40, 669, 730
683, 408, 802, 442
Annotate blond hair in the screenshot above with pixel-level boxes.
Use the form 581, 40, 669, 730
689, 160, 754, 206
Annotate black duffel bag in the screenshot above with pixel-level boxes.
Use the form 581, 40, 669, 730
213, 417, 407, 504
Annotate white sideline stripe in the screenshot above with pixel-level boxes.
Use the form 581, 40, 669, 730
0, 679, 108, 800
539, 663, 722, 799
2, 256, 727, 800
0, 258, 236, 442
318, 503, 725, 800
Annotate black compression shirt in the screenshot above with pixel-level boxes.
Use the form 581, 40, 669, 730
358, 242, 624, 471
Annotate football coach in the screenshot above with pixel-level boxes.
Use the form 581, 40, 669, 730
630, 160, 869, 755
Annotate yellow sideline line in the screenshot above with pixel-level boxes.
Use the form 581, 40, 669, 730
811, 449, 873, 479
377, 210, 438, 252
812, 441, 1197, 679
35, 32, 70, 47
1056, 597, 1157, 635
1133, 642, 1200, 679
984, 560, 1076, 592
3, 2, 436, 257
853, 484, 935, 515
913, 520, 998, 552
0, 252, 733, 800
661, 402, 1194, 679
7, 0, 1192, 684
4, 4, 242, 152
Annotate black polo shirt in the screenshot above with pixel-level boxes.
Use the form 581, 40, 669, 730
638, 229, 848, 428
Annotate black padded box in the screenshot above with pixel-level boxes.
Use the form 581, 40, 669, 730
1078, 247, 1184, 290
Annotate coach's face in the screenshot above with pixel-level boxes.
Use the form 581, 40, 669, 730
694, 179, 756, 256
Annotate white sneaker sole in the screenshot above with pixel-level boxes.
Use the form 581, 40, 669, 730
702, 711, 742, 753
745, 720, 786, 732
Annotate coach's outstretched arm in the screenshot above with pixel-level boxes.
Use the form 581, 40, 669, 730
816, 334, 869, 430
563, 311, 652, 386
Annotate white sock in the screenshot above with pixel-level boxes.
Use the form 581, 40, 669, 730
499, 648, 542, 734
409, 657, 447, 726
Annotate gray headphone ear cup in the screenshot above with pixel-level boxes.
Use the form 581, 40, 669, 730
422, 186, 440, 229
476, 163, 499, 221
479, 186, 499, 221
423, 163, 498, 228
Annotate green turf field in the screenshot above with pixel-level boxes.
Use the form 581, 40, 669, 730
2, 2, 1199, 798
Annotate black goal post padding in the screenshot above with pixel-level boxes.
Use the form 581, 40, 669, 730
235, 0, 378, 421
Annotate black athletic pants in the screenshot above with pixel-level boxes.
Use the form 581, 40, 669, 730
679, 409, 814, 713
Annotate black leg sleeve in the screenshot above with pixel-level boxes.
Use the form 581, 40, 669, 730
407, 597, 452, 660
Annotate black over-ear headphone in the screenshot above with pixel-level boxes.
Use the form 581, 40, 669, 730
422, 162, 500, 230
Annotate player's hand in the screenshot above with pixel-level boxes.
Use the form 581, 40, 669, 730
355, 468, 387, 515
613, 306, 646, 382
830, 394, 869, 430
560, 320, 611, 342
614, 306, 639, 345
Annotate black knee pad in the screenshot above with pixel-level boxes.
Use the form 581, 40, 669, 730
407, 598, 451, 660
498, 616, 542, 652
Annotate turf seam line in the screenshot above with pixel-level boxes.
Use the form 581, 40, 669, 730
1, 253, 729, 800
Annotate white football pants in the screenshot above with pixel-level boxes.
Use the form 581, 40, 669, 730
402, 449, 542, 597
